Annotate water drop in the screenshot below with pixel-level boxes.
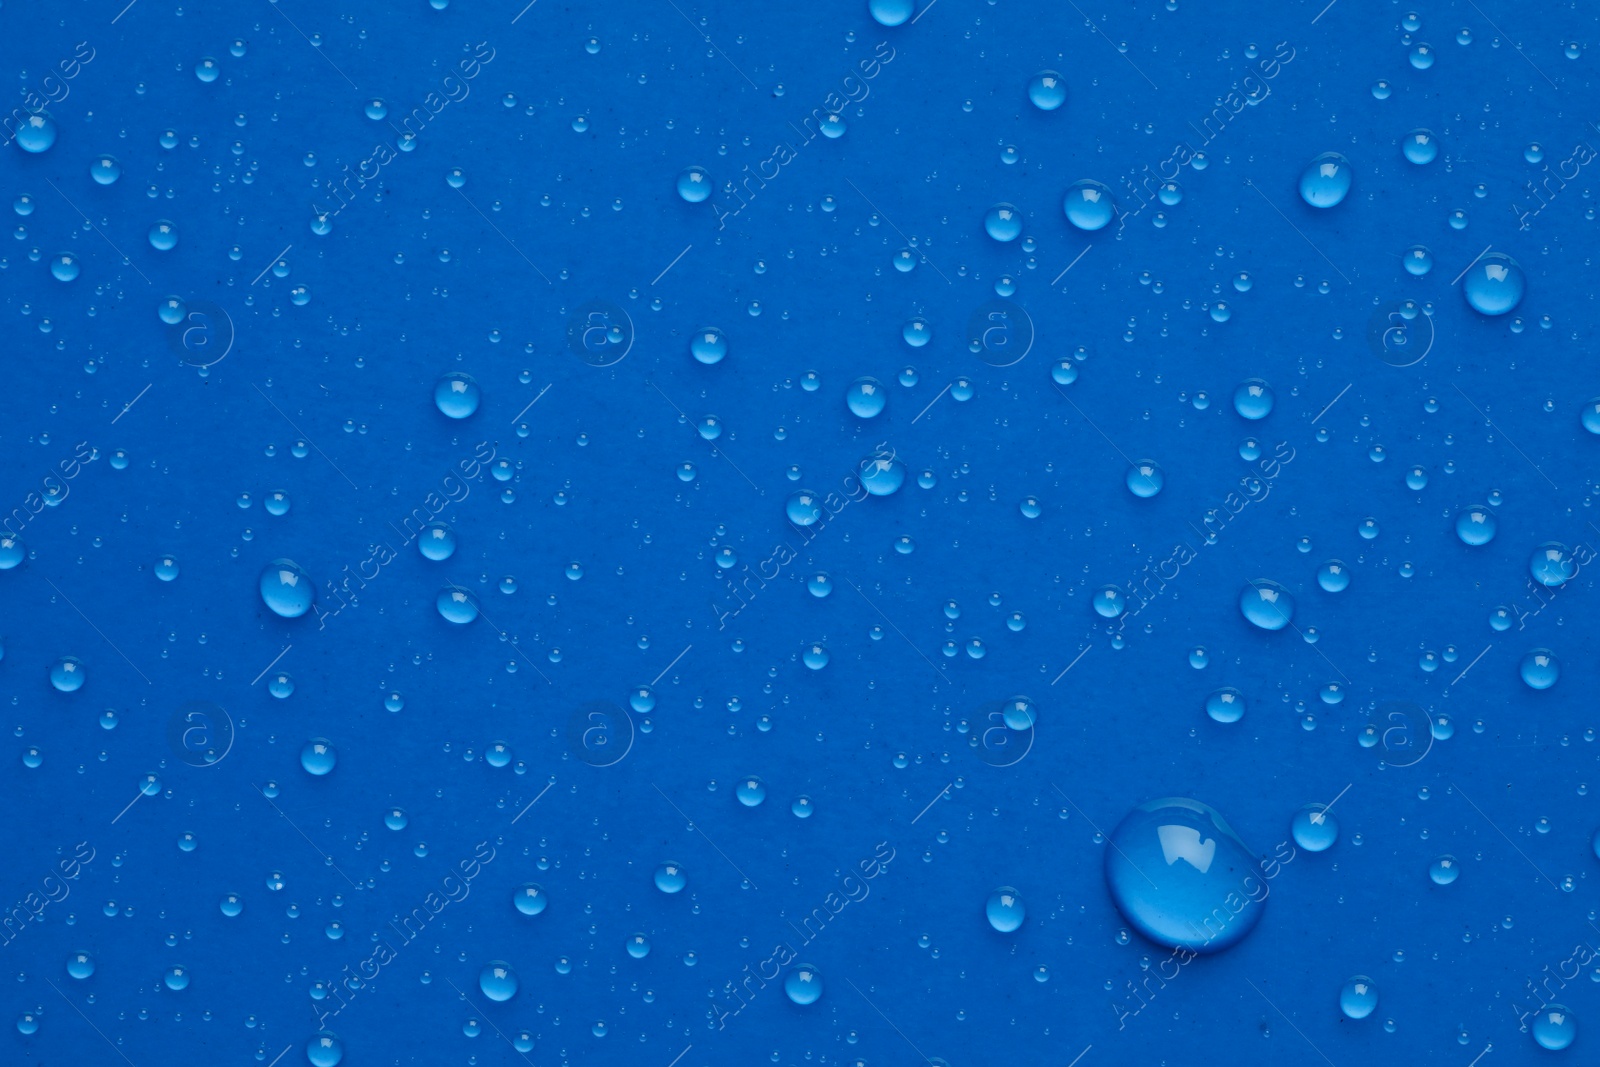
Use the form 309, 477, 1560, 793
1461, 253, 1525, 316
433, 372, 481, 418
479, 962, 518, 1002
676, 166, 712, 203
1239, 579, 1294, 630
1340, 976, 1378, 1019
259, 559, 314, 618
1298, 153, 1352, 208
300, 738, 337, 776
1105, 797, 1267, 953
1028, 70, 1067, 110
1062, 180, 1116, 230
1401, 129, 1438, 164
1206, 688, 1244, 723
985, 887, 1026, 932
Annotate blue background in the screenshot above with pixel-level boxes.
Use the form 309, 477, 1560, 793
3, 0, 1599, 1064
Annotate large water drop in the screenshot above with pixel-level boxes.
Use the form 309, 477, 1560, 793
1062, 181, 1115, 230
1104, 797, 1267, 954
1298, 152, 1352, 208
1239, 579, 1294, 630
1461, 253, 1525, 316
260, 559, 314, 618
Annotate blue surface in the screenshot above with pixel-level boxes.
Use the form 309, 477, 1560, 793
3, 1, 1600, 1064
